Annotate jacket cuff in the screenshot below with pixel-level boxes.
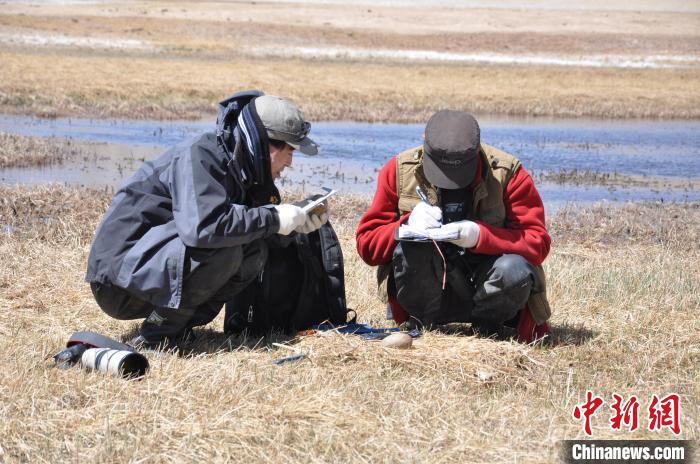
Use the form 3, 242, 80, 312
472, 221, 488, 252
262, 204, 281, 235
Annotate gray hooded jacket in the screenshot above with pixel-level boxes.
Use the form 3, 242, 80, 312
85, 131, 280, 309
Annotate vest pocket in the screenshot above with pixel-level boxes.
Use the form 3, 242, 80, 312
398, 196, 421, 214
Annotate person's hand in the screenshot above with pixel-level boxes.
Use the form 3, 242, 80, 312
273, 204, 306, 235
441, 220, 480, 248
407, 202, 442, 230
295, 212, 329, 234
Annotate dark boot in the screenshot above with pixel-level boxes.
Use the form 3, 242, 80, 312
128, 307, 197, 349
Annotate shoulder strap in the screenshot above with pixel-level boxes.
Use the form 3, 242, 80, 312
317, 222, 347, 324
290, 223, 349, 327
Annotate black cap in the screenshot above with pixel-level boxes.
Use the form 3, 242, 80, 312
422, 110, 480, 189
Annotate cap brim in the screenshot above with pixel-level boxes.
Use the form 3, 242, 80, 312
422, 151, 476, 189
288, 136, 319, 156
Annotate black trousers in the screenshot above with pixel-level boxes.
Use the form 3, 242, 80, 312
392, 241, 543, 327
91, 240, 268, 328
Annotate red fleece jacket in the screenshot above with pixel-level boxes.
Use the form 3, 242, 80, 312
356, 157, 551, 266
355, 156, 551, 342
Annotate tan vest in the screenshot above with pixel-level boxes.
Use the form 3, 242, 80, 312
377, 144, 552, 324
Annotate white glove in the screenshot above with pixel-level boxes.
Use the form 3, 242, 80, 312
407, 201, 442, 230
442, 220, 480, 249
273, 204, 306, 236
295, 212, 328, 234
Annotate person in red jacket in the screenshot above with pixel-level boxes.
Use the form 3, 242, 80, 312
355, 110, 551, 342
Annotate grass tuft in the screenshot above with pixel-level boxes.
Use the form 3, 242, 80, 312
0, 132, 85, 169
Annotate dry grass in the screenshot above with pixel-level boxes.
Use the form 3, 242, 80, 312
0, 133, 85, 169
0, 184, 697, 462
532, 169, 700, 191
550, 201, 699, 249
1, 50, 698, 121
1, 11, 697, 56
1, 4, 698, 122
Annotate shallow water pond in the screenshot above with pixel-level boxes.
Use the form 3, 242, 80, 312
0, 114, 698, 213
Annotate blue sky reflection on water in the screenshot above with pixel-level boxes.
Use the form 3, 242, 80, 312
0, 114, 698, 212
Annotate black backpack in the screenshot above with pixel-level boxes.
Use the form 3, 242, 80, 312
223, 222, 353, 335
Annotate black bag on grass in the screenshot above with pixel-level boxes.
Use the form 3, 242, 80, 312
223, 222, 352, 335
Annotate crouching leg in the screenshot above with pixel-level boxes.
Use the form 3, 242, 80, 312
392, 241, 473, 326
94, 240, 269, 348
179, 239, 269, 328
471, 254, 543, 328
134, 240, 268, 347
90, 281, 197, 347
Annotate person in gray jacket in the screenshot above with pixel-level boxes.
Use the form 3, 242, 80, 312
86, 92, 325, 348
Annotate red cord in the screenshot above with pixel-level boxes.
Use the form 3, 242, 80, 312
432, 239, 447, 290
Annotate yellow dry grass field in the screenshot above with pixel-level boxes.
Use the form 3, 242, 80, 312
0, 1, 699, 121
2, 51, 698, 122
0, 184, 697, 462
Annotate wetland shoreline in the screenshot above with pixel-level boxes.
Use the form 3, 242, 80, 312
2, 116, 699, 210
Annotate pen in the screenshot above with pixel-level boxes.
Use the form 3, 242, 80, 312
415, 186, 448, 289
416, 186, 430, 204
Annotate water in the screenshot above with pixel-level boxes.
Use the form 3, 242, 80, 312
1, 114, 698, 213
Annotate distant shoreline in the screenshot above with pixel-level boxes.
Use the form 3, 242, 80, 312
2, 1, 698, 121
1, 102, 698, 124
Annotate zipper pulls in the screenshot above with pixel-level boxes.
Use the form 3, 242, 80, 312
247, 269, 264, 324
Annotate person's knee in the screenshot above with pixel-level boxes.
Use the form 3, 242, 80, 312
189, 245, 243, 274
492, 254, 544, 295
473, 254, 535, 323
91, 282, 151, 320
492, 254, 533, 283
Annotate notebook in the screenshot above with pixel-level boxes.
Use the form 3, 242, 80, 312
395, 224, 459, 242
